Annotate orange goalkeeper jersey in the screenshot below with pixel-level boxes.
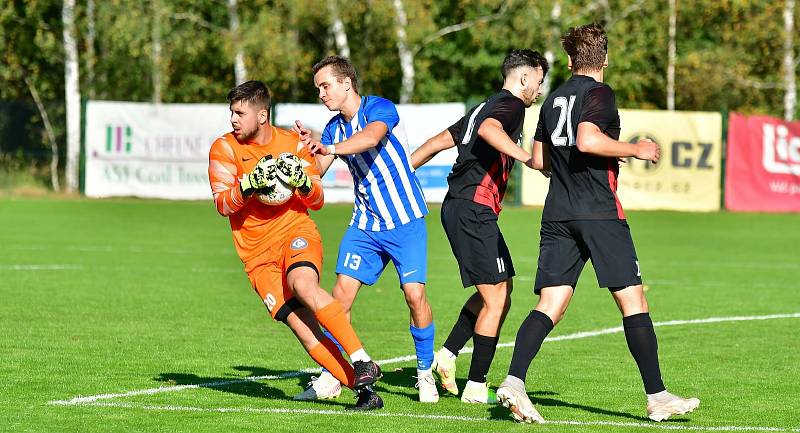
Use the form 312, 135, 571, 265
208, 127, 324, 268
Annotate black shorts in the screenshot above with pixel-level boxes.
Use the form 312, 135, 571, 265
534, 220, 642, 294
441, 198, 515, 288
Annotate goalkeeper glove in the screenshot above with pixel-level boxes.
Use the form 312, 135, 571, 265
276, 153, 312, 195
240, 155, 276, 195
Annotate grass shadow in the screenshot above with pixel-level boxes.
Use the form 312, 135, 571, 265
487, 390, 690, 423
154, 365, 351, 408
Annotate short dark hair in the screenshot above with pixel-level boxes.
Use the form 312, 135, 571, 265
312, 55, 359, 94
561, 23, 608, 72
501, 49, 549, 79
227, 80, 271, 112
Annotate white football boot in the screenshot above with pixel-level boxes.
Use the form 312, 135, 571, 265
415, 370, 440, 403
646, 392, 700, 421
432, 348, 459, 395
293, 372, 342, 401
496, 379, 545, 423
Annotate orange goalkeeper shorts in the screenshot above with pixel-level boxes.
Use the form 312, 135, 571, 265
246, 229, 324, 322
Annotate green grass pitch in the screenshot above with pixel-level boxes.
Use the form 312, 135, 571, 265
1, 197, 799, 432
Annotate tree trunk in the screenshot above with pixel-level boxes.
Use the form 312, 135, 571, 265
151, 0, 163, 103
667, 0, 676, 111
26, 77, 61, 192
86, 0, 95, 99
393, 0, 414, 103
227, 0, 247, 84
784, 0, 796, 120
328, 0, 350, 58
63, 0, 80, 192
541, 1, 561, 98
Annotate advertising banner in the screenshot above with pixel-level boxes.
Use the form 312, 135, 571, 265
521, 108, 722, 212
275, 103, 464, 203
85, 101, 464, 202
84, 101, 229, 199
725, 113, 800, 212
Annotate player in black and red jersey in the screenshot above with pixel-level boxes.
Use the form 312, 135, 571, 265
494, 23, 700, 423
412, 49, 548, 405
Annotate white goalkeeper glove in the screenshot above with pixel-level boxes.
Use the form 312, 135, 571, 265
275, 153, 312, 195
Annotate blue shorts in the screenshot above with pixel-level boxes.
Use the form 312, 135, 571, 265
335, 217, 427, 286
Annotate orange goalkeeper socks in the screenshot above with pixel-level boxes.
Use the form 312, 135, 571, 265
308, 339, 355, 389
315, 300, 364, 356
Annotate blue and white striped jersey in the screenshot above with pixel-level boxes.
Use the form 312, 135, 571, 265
321, 96, 428, 231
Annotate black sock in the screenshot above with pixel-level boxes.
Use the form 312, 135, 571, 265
443, 307, 477, 355
507, 310, 554, 380
623, 312, 666, 394
467, 333, 499, 383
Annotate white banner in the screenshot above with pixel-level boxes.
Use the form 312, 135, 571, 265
274, 103, 464, 203
84, 101, 464, 201
84, 101, 229, 199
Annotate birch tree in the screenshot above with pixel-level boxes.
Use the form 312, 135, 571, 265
667, 0, 676, 111
63, 0, 80, 192
86, 0, 96, 99
228, 0, 247, 84
329, 0, 350, 58
542, 1, 561, 98
151, 0, 163, 103
393, 0, 414, 103
784, 0, 796, 120
24, 76, 60, 192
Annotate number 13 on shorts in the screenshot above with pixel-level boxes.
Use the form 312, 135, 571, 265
343, 252, 362, 270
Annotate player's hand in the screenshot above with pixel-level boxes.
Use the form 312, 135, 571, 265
293, 120, 312, 145
276, 153, 312, 195
304, 139, 330, 156
240, 155, 276, 195
634, 138, 660, 163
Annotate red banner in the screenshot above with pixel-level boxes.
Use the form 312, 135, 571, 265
725, 113, 800, 212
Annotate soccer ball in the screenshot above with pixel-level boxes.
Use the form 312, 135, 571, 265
255, 177, 294, 206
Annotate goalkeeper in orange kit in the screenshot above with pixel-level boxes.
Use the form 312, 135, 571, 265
208, 80, 383, 410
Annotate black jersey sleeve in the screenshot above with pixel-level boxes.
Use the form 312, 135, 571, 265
579, 85, 617, 131
447, 116, 465, 143
533, 110, 546, 143
487, 97, 525, 135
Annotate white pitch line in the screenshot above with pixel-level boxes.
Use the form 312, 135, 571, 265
73, 402, 800, 433
0, 264, 84, 271
49, 312, 800, 406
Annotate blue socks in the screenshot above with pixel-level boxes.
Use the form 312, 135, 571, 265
410, 322, 435, 371
322, 324, 435, 373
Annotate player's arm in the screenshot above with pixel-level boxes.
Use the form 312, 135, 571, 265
576, 86, 660, 163
307, 121, 388, 157
309, 98, 399, 158
531, 140, 552, 174
315, 154, 337, 176
411, 129, 455, 169
477, 118, 535, 168
208, 138, 248, 217
296, 148, 325, 211
576, 123, 659, 162
531, 113, 552, 176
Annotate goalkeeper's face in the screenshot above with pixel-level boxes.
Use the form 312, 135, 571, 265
229, 100, 267, 142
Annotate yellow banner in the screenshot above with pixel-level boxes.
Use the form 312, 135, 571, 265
521, 108, 722, 212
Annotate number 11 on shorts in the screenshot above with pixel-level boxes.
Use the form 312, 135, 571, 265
344, 252, 362, 270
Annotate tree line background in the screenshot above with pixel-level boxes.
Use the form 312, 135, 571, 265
1, 0, 797, 191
